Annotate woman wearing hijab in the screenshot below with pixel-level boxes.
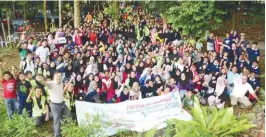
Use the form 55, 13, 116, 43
37, 62, 51, 79
74, 73, 85, 95
230, 30, 240, 43
129, 82, 142, 100
49, 61, 57, 79
84, 73, 94, 93
154, 75, 165, 95
177, 73, 191, 99
208, 76, 229, 109
104, 57, 115, 72
102, 71, 116, 101
64, 64, 73, 80
83, 56, 98, 78
85, 80, 100, 103
136, 61, 145, 79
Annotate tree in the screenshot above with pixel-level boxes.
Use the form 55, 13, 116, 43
141, 1, 176, 28
58, 0, 62, 27
23, 2, 27, 21
103, 2, 119, 29
43, 0, 48, 33
166, 99, 255, 137
166, 1, 226, 37
74, 0, 81, 28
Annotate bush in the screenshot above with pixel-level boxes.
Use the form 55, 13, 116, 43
1, 111, 38, 137
61, 113, 106, 137
165, 99, 256, 137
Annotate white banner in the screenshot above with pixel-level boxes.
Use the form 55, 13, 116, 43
75, 92, 192, 136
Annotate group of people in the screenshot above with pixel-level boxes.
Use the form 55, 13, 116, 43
1, 3, 262, 137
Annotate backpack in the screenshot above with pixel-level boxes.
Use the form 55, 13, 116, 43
22, 58, 35, 72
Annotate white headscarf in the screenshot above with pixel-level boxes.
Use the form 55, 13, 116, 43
215, 77, 226, 96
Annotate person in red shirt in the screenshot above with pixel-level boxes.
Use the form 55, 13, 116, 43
2, 71, 19, 119
89, 30, 97, 44
215, 35, 222, 54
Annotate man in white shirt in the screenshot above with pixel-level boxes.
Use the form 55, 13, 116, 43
35, 40, 50, 63
230, 75, 260, 108
43, 71, 71, 137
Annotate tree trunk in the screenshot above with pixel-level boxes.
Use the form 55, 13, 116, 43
1, 22, 6, 43
23, 3, 27, 21
114, 20, 118, 30
7, 8, 11, 38
74, 0, 81, 28
43, 0, 48, 33
231, 3, 237, 31
59, 0, 62, 27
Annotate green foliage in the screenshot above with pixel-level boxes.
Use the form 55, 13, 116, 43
114, 128, 157, 137
166, 1, 226, 37
115, 130, 138, 137
103, 2, 119, 28
61, 113, 106, 137
1, 111, 38, 137
103, 2, 119, 21
166, 99, 255, 137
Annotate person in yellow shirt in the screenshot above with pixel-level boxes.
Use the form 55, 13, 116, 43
85, 12, 93, 23
26, 87, 49, 126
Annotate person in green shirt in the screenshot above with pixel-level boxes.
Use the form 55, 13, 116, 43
182, 90, 197, 109
18, 42, 28, 60
26, 71, 37, 88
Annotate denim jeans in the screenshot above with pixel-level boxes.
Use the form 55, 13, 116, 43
18, 93, 32, 117
179, 89, 187, 99
4, 98, 19, 119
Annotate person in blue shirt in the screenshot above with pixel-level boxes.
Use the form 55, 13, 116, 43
199, 57, 211, 74
221, 33, 232, 53
235, 43, 245, 58
66, 39, 75, 55
248, 72, 260, 101
247, 41, 260, 63
210, 59, 220, 75
249, 61, 260, 77
220, 52, 232, 69
236, 54, 248, 72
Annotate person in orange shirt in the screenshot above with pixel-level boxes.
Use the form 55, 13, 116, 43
85, 12, 93, 23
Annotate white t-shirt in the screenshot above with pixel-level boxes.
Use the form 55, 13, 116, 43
35, 46, 49, 62
47, 81, 64, 103
231, 78, 254, 98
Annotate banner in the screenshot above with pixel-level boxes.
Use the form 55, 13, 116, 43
75, 92, 192, 136
54, 37, 66, 44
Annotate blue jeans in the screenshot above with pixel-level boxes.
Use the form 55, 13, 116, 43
4, 98, 19, 119
18, 93, 32, 117
179, 89, 187, 99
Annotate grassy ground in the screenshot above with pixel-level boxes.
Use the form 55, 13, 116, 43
0, 46, 264, 137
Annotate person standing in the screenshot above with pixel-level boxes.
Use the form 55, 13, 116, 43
206, 32, 215, 52
43, 71, 71, 137
17, 72, 32, 116
35, 39, 50, 63
2, 71, 19, 119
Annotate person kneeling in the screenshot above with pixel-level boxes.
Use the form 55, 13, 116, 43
26, 87, 49, 126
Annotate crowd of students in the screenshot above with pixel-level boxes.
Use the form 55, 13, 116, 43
1, 3, 262, 137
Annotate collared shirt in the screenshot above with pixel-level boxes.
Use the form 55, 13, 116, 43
227, 71, 240, 85
231, 78, 254, 98
47, 81, 64, 103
